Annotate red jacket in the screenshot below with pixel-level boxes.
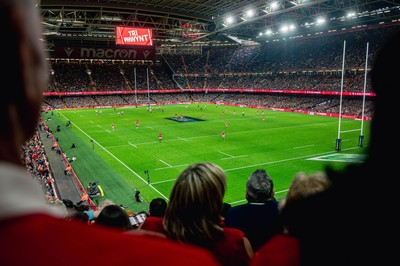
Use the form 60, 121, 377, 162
0, 214, 220, 266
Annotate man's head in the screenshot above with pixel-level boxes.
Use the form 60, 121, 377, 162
148, 198, 167, 217
246, 169, 274, 203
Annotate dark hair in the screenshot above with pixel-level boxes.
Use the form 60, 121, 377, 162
149, 198, 167, 217
96, 205, 133, 231
62, 199, 74, 209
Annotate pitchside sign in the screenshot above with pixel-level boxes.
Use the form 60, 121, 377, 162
115, 26, 154, 46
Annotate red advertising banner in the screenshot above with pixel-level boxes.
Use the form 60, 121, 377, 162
115, 27, 153, 46
54, 46, 156, 61
44, 88, 375, 98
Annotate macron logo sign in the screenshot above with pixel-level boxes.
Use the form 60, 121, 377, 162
56, 46, 155, 61
64, 47, 74, 57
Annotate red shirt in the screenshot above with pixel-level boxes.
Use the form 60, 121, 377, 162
0, 214, 220, 266
140, 216, 165, 233
139, 217, 250, 266
251, 234, 301, 266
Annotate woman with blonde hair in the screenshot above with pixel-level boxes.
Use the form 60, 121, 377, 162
163, 162, 253, 266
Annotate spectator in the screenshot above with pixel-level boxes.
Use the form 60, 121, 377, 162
0, 1, 219, 265
279, 171, 331, 211
62, 199, 75, 215
225, 169, 282, 252
67, 156, 76, 163
139, 197, 167, 232
251, 171, 331, 265
83, 198, 115, 222
95, 204, 133, 231
163, 162, 254, 266
252, 29, 400, 266
148, 197, 167, 217
64, 164, 72, 175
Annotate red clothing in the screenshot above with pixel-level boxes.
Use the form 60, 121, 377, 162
251, 234, 301, 266
140, 216, 165, 233
212, 227, 251, 266
0, 214, 220, 266
139, 218, 250, 266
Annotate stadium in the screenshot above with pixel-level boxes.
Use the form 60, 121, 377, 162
8, 1, 399, 264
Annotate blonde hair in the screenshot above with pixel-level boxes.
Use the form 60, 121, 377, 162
281, 171, 331, 209
163, 162, 227, 248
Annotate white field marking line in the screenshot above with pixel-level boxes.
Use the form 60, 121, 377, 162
151, 178, 177, 185
219, 151, 248, 160
56, 112, 169, 201
310, 158, 365, 163
178, 137, 189, 141
106, 141, 159, 148
155, 163, 188, 171
106, 130, 111, 133
224, 146, 361, 172
146, 126, 154, 129
128, 142, 137, 148
228, 189, 289, 205
89, 121, 94, 124
293, 144, 315, 149
159, 160, 172, 167
219, 151, 234, 157
106, 137, 198, 148
221, 155, 248, 160
96, 125, 102, 128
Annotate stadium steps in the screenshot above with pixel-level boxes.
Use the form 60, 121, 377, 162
39, 129, 83, 204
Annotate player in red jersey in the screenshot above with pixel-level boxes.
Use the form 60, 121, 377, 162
158, 132, 163, 142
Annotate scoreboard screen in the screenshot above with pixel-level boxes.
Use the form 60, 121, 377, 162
115, 27, 153, 46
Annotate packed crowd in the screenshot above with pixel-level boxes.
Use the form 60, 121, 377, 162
43, 93, 374, 118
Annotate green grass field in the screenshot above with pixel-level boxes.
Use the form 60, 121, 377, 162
43, 103, 370, 213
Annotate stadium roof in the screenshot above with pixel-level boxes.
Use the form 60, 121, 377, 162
40, 0, 400, 49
